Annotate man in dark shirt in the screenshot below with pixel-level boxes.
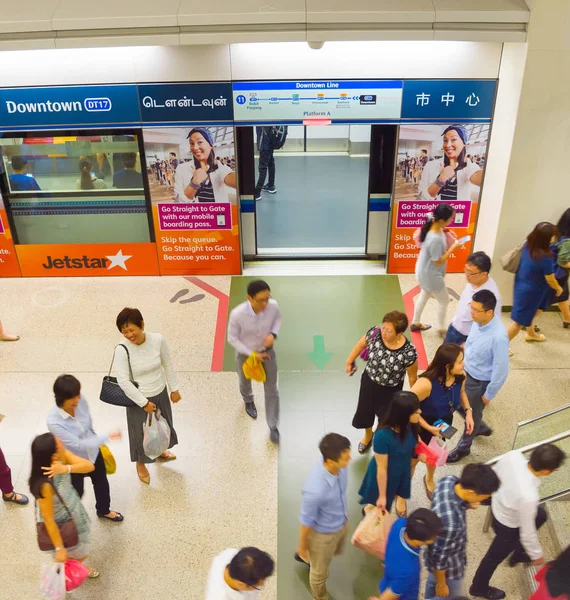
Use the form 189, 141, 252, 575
426, 463, 500, 599
9, 156, 41, 191
113, 153, 143, 189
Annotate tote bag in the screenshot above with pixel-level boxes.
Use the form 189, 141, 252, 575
100, 344, 139, 408
351, 504, 392, 560
500, 241, 524, 274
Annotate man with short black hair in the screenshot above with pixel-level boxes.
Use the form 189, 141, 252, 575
9, 156, 41, 191
444, 251, 501, 346
205, 546, 275, 599
113, 153, 143, 189
227, 280, 282, 443
371, 508, 443, 600
470, 444, 566, 600
296, 433, 351, 600
426, 463, 501, 599
447, 289, 509, 463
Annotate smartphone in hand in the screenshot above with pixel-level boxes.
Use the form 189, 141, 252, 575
433, 419, 458, 440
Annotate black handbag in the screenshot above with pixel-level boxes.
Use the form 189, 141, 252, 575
100, 344, 139, 408
36, 483, 79, 551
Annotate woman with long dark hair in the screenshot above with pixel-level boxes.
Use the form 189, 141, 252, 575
550, 208, 570, 327
29, 433, 99, 576
358, 391, 422, 518
531, 544, 570, 600
174, 127, 236, 203
418, 125, 483, 202
508, 222, 563, 343
76, 158, 107, 190
410, 344, 475, 499
412, 203, 465, 334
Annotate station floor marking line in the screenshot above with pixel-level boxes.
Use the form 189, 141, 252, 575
184, 276, 229, 372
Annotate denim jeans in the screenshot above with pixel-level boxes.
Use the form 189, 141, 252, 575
425, 572, 464, 600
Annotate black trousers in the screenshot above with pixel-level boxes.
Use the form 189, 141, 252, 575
472, 505, 547, 591
255, 148, 275, 193
71, 450, 111, 516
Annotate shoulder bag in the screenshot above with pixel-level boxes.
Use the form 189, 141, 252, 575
360, 327, 380, 361
500, 241, 525, 274
36, 483, 79, 551
99, 344, 139, 408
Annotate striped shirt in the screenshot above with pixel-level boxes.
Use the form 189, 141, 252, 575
197, 177, 215, 203
439, 177, 458, 201
425, 476, 468, 580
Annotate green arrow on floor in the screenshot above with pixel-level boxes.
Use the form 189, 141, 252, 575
307, 335, 333, 370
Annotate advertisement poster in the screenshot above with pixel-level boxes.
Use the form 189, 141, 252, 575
142, 125, 241, 276
0, 192, 21, 277
388, 123, 490, 273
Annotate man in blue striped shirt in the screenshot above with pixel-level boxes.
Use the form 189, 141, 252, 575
425, 463, 500, 600
448, 289, 509, 463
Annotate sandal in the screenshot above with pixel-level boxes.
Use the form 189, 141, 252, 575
2, 491, 29, 505
136, 466, 150, 484
157, 451, 177, 462
358, 440, 372, 454
525, 333, 546, 343
410, 323, 431, 332
423, 475, 434, 502
509, 347, 515, 357
87, 567, 100, 579
98, 511, 124, 522
0, 335, 20, 342
395, 499, 408, 519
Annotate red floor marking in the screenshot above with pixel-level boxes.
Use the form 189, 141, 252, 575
184, 277, 229, 372
403, 284, 429, 370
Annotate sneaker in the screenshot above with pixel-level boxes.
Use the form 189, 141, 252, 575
254, 193, 262, 201
263, 185, 277, 194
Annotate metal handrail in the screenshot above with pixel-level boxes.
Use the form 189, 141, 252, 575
516, 403, 570, 427
482, 429, 570, 533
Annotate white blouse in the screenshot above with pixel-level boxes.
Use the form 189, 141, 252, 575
114, 332, 179, 407
418, 158, 481, 203
174, 161, 233, 204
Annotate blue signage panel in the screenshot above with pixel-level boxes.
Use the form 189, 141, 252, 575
138, 83, 233, 123
232, 80, 403, 122
0, 85, 140, 128
401, 80, 496, 120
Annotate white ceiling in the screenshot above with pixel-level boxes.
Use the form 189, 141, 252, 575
0, 0, 530, 49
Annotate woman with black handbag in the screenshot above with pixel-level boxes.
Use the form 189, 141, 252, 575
113, 307, 181, 485
29, 433, 99, 577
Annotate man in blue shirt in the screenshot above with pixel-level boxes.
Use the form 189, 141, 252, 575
373, 509, 443, 600
447, 289, 509, 463
296, 433, 351, 600
9, 156, 41, 191
112, 152, 143, 189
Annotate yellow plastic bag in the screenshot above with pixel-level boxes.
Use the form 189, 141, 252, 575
100, 445, 116, 475
242, 352, 266, 383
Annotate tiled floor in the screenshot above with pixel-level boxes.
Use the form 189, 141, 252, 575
0, 271, 568, 599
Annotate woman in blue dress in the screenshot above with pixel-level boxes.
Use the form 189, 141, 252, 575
507, 222, 563, 345
410, 344, 475, 500
358, 390, 422, 518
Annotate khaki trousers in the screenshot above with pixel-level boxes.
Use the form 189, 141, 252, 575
308, 523, 349, 600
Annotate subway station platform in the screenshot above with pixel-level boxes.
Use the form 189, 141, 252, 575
1, 269, 569, 599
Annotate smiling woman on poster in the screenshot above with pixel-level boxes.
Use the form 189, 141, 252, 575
418, 125, 483, 202
174, 128, 236, 203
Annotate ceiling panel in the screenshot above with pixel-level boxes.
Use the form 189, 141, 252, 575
0, 1, 59, 34
433, 0, 530, 23
178, 0, 306, 26
307, 0, 436, 24
52, 0, 181, 30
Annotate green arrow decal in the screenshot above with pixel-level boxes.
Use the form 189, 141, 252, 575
307, 335, 333, 370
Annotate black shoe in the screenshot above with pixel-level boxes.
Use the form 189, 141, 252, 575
476, 428, 493, 438
447, 448, 470, 463
294, 553, 310, 566
263, 185, 277, 194
469, 585, 506, 599
245, 402, 258, 419
270, 428, 280, 444
509, 553, 531, 568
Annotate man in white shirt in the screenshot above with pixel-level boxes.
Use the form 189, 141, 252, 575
470, 443, 566, 600
227, 280, 282, 444
444, 251, 502, 347
205, 547, 275, 599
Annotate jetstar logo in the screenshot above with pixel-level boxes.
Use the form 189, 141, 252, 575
42, 249, 132, 271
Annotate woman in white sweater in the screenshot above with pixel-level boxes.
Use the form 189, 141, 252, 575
114, 307, 181, 484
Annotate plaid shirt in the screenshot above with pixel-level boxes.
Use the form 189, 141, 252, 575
425, 476, 468, 580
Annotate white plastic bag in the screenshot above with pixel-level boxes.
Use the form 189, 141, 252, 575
40, 563, 66, 600
143, 409, 171, 460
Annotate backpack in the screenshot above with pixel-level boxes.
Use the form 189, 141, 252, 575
269, 126, 288, 150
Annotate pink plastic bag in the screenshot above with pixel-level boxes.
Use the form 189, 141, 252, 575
351, 504, 392, 559
428, 437, 449, 467
64, 559, 89, 591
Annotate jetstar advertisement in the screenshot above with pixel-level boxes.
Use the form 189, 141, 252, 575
0, 193, 21, 277
388, 123, 490, 273
142, 125, 241, 276
15, 243, 159, 277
